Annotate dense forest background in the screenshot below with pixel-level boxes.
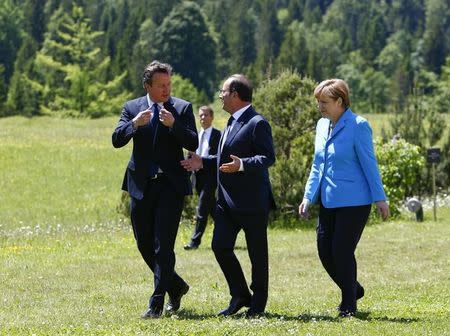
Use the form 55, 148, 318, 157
1, 0, 449, 118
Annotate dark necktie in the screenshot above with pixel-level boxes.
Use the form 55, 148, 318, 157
148, 103, 160, 177
221, 116, 234, 152
151, 103, 159, 129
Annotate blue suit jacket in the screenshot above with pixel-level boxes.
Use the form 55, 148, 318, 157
304, 109, 386, 208
204, 106, 276, 214
112, 96, 198, 200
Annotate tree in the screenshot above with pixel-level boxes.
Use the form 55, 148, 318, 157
28, 5, 130, 117
151, 1, 216, 97
0, 0, 24, 102
275, 21, 309, 76
421, 0, 450, 73
251, 0, 282, 84
5, 36, 40, 117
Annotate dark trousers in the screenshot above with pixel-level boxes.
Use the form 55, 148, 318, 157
212, 205, 269, 312
130, 175, 188, 309
190, 185, 216, 246
317, 202, 371, 311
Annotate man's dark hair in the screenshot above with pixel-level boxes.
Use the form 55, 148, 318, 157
142, 61, 172, 87
228, 74, 252, 102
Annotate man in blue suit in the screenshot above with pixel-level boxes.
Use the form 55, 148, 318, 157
181, 74, 276, 318
184, 106, 221, 250
112, 61, 198, 318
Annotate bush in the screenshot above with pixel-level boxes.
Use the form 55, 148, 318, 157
375, 138, 425, 215
253, 69, 319, 224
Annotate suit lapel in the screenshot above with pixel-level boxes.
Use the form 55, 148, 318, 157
327, 109, 352, 142
224, 106, 254, 148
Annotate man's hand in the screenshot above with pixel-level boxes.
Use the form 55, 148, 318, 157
159, 108, 175, 128
180, 152, 203, 171
298, 199, 310, 219
132, 108, 152, 128
376, 200, 390, 221
219, 155, 241, 173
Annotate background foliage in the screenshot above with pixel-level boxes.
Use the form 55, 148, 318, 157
0, 0, 449, 219
1, 0, 449, 117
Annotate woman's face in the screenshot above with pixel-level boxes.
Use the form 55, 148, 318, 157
317, 94, 344, 122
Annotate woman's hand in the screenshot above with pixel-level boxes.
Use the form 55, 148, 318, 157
298, 199, 311, 219
376, 200, 390, 221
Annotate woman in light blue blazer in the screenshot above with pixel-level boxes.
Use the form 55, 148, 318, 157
299, 79, 390, 317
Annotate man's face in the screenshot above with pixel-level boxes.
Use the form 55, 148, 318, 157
199, 109, 213, 129
219, 78, 234, 113
145, 72, 171, 103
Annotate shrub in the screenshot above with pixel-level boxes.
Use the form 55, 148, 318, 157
375, 138, 425, 215
253, 69, 319, 224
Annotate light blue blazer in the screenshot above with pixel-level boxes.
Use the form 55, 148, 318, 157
304, 108, 386, 208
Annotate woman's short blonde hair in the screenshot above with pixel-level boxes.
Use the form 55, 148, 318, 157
314, 79, 350, 109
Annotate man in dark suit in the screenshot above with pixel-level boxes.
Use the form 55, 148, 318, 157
184, 106, 221, 250
181, 74, 276, 318
112, 61, 198, 318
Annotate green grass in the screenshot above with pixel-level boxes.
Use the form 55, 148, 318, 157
1, 116, 449, 335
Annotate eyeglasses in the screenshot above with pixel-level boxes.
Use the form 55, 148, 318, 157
218, 89, 235, 95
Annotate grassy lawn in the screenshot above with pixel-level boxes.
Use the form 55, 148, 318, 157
1, 116, 449, 335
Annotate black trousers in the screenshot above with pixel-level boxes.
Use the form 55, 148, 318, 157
130, 175, 188, 309
212, 205, 269, 312
317, 202, 371, 311
190, 184, 216, 246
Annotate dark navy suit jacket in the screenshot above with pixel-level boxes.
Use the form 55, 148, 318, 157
112, 95, 198, 200
195, 127, 221, 192
204, 106, 276, 214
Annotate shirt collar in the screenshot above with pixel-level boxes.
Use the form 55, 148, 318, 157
230, 104, 251, 122
146, 94, 163, 109
201, 126, 213, 134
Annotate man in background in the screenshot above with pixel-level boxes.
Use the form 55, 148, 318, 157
184, 106, 221, 250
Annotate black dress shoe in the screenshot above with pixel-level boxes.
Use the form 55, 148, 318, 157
245, 309, 264, 318
338, 309, 355, 318
337, 284, 365, 311
141, 306, 163, 319
166, 283, 190, 313
184, 242, 199, 250
218, 297, 251, 317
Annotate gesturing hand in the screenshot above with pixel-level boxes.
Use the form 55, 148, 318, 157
219, 155, 241, 173
159, 108, 175, 128
132, 109, 152, 127
180, 152, 203, 171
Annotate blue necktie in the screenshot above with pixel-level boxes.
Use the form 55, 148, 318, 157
148, 103, 160, 177
151, 103, 159, 129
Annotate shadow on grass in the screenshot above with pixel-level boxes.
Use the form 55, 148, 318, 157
354, 311, 420, 323
169, 310, 419, 324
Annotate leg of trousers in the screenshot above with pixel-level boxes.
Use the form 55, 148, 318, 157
191, 187, 216, 246
317, 203, 371, 311
130, 176, 187, 308
211, 206, 251, 300
241, 212, 269, 312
